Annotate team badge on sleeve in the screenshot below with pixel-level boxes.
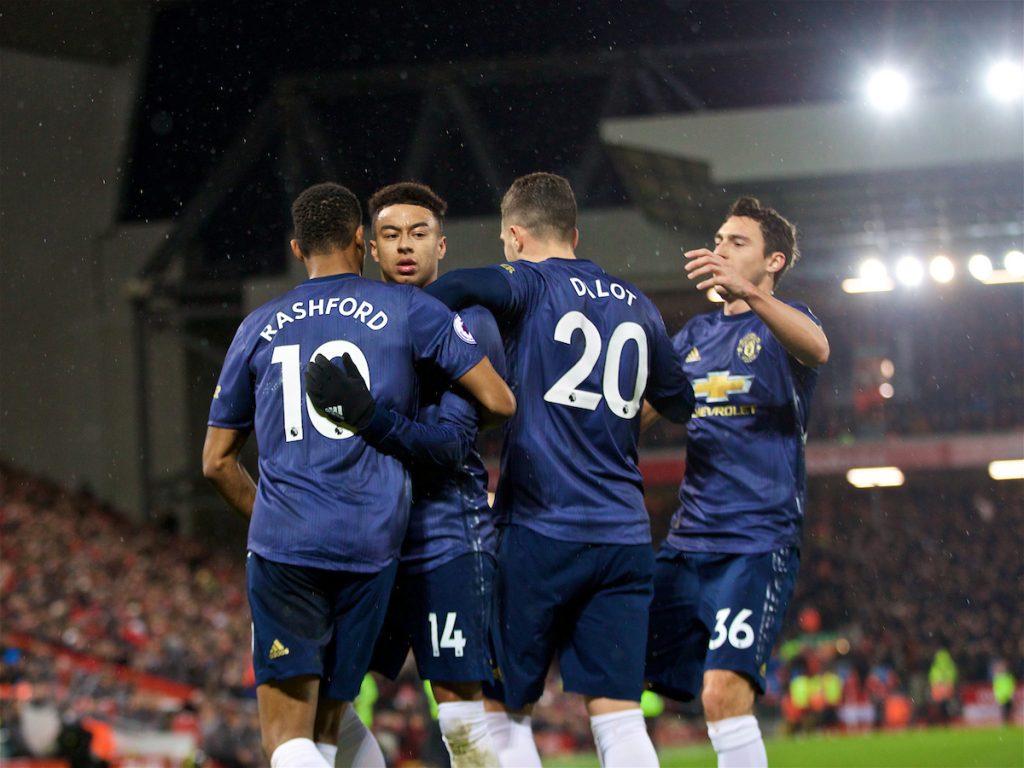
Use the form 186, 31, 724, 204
453, 314, 477, 345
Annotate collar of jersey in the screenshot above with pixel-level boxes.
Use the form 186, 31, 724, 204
302, 272, 361, 286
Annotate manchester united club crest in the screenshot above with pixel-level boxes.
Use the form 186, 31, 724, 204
736, 332, 762, 363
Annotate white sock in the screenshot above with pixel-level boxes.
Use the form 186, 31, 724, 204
707, 715, 767, 768
437, 700, 498, 767
485, 711, 511, 752
590, 709, 658, 768
494, 713, 541, 768
270, 737, 332, 768
336, 706, 386, 768
317, 742, 338, 766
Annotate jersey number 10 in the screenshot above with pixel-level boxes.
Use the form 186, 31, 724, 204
271, 341, 370, 442
543, 312, 649, 419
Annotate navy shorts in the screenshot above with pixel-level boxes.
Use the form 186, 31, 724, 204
247, 551, 398, 701
371, 552, 496, 684
484, 525, 654, 710
646, 546, 799, 701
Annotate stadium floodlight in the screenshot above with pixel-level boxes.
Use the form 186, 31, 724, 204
1005, 250, 1024, 276
846, 466, 905, 488
878, 382, 894, 399
985, 60, 1023, 102
879, 358, 895, 379
968, 253, 993, 282
928, 255, 955, 284
865, 68, 910, 112
894, 255, 924, 287
842, 257, 894, 294
988, 459, 1024, 481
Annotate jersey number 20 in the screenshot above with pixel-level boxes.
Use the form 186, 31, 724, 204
543, 311, 649, 419
271, 341, 370, 442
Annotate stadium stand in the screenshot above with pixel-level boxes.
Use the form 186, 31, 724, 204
3, 460, 1020, 765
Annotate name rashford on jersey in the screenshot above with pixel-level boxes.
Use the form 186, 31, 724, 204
208, 273, 483, 572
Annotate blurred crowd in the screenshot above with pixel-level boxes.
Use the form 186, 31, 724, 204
2, 464, 1021, 765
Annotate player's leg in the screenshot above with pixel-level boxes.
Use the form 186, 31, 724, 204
404, 552, 499, 767
700, 547, 800, 768
247, 552, 336, 766
562, 542, 658, 768
320, 560, 400, 768
484, 526, 572, 768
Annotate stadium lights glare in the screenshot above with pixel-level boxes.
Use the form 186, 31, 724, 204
988, 459, 1024, 481
879, 358, 895, 379
928, 255, 955, 284
866, 68, 910, 112
842, 257, 894, 294
878, 382, 894, 399
986, 60, 1024, 102
1005, 250, 1024, 276
968, 253, 993, 282
846, 466, 905, 488
894, 255, 924, 287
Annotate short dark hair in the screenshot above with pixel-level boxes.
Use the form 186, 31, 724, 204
368, 182, 448, 230
727, 196, 800, 285
291, 182, 362, 256
500, 172, 577, 244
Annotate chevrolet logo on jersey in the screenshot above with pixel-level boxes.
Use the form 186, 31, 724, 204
692, 371, 753, 403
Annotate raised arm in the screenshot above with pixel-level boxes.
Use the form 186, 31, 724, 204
425, 267, 514, 316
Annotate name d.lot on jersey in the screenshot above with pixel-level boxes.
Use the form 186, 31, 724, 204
568, 276, 637, 306
259, 297, 390, 342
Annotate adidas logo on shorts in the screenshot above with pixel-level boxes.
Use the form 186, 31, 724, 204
269, 639, 290, 660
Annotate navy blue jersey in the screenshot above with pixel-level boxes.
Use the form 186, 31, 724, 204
490, 259, 691, 545
402, 306, 506, 573
208, 273, 483, 572
665, 302, 821, 554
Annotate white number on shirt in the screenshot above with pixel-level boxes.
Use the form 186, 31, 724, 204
708, 608, 755, 650
543, 312, 649, 419
428, 611, 466, 657
270, 341, 370, 442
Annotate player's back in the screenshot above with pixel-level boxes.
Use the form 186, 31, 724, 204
495, 258, 686, 545
210, 273, 478, 571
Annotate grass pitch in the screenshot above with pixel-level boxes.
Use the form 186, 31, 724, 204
547, 726, 1024, 767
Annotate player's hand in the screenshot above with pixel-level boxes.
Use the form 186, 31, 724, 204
683, 248, 756, 301
303, 353, 376, 431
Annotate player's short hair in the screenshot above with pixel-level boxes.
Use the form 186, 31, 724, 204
500, 172, 577, 244
727, 196, 800, 286
368, 182, 448, 230
291, 182, 362, 256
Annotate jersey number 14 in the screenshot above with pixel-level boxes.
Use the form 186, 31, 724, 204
543, 312, 649, 419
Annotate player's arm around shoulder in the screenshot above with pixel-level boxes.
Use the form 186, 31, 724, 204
746, 288, 829, 368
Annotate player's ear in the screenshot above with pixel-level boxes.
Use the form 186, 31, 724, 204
354, 224, 365, 251
437, 234, 447, 261
766, 250, 786, 276
571, 228, 580, 249
289, 239, 304, 263
370, 238, 380, 263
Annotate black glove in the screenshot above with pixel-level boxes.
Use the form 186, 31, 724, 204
304, 353, 376, 431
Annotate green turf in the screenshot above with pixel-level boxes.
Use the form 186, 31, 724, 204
546, 726, 1024, 768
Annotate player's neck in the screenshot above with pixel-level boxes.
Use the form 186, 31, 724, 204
518, 244, 576, 263
303, 249, 364, 279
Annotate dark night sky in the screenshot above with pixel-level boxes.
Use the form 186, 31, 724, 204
120, 0, 1022, 276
